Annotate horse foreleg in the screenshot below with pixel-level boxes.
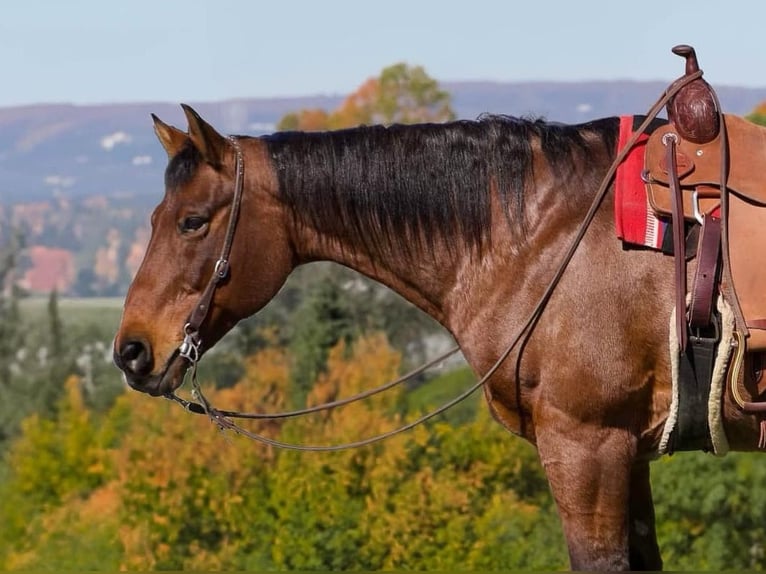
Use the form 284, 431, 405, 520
536, 412, 636, 571
628, 460, 663, 570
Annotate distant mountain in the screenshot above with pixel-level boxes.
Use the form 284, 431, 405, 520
1, 80, 765, 296
0, 97, 336, 204
2, 80, 764, 204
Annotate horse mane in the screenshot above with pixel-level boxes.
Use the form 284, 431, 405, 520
263, 115, 618, 259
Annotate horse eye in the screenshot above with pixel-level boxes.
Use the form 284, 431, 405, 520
179, 215, 209, 233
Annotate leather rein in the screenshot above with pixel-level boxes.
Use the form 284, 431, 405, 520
166, 73, 702, 451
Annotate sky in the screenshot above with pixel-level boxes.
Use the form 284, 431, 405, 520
2, 0, 765, 108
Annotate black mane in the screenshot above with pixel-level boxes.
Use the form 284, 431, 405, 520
263, 115, 618, 258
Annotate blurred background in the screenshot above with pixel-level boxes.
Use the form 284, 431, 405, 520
2, 0, 766, 569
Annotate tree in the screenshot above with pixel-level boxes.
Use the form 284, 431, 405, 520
277, 62, 455, 131
651, 451, 766, 570
0, 232, 28, 445
288, 276, 356, 406
746, 101, 766, 126
277, 108, 331, 132
47, 289, 63, 360
0, 336, 569, 570
365, 62, 455, 125
0, 375, 119, 569
0, 231, 24, 388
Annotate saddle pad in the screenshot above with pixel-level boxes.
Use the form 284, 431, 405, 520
614, 116, 668, 249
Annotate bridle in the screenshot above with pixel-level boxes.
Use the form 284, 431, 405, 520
164, 73, 702, 451
165, 132, 468, 447
176, 136, 245, 367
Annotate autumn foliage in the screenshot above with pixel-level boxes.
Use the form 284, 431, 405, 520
0, 335, 566, 570
5, 332, 766, 569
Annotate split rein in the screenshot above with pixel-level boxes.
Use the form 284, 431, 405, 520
166, 73, 703, 451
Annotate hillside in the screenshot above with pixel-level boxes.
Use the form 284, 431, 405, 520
2, 80, 765, 295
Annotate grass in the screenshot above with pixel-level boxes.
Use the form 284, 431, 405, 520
19, 296, 124, 330
20, 296, 124, 311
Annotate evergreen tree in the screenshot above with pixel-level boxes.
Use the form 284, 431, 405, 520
0, 232, 24, 389
47, 289, 63, 360
288, 277, 355, 406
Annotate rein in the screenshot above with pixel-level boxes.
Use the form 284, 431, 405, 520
167, 72, 703, 451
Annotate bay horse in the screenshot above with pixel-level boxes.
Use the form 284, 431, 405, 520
113, 103, 764, 570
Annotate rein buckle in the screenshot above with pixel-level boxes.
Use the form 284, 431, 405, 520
179, 324, 201, 365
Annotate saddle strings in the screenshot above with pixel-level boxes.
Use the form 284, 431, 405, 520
169, 70, 704, 452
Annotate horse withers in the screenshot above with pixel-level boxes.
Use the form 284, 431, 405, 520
113, 101, 765, 569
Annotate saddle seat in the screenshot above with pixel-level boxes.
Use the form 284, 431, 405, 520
645, 114, 766, 218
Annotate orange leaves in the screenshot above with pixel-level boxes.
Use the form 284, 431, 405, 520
332, 77, 380, 128
237, 346, 290, 411
278, 108, 332, 132
313, 334, 401, 412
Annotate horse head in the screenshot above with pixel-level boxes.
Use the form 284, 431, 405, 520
113, 106, 292, 396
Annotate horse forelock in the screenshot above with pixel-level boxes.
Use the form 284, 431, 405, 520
262, 115, 619, 259
164, 141, 202, 190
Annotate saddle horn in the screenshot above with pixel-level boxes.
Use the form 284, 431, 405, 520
667, 44, 720, 144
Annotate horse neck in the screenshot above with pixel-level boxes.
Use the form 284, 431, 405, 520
261, 123, 492, 324
262, 119, 614, 328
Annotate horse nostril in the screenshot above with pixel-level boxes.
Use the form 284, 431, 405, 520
117, 339, 154, 378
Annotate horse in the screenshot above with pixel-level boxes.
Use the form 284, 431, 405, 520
112, 102, 765, 571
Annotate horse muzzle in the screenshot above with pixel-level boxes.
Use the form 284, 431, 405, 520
113, 338, 189, 396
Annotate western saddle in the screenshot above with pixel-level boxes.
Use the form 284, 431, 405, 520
642, 45, 766, 450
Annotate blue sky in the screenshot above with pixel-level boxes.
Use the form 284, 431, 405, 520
2, 0, 765, 107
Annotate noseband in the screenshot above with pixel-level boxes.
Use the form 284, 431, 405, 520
178, 137, 245, 366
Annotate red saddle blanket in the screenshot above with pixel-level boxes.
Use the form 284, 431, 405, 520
614, 115, 668, 249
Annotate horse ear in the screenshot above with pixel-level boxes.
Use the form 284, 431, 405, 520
181, 104, 226, 169
151, 114, 188, 158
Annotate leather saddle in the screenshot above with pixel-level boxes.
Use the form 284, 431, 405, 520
640, 45, 766, 444
643, 49, 766, 350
